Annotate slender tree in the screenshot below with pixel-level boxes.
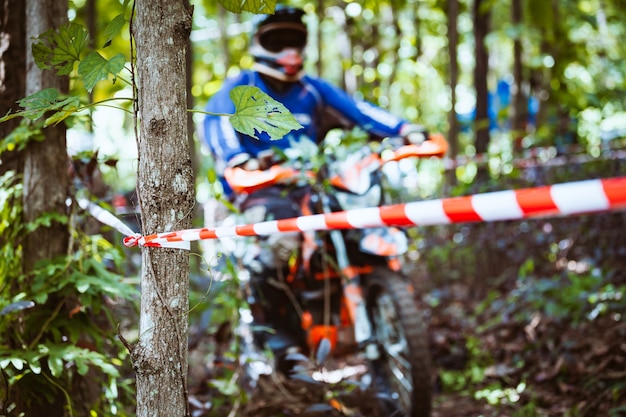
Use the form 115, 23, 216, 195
316, 0, 324, 76
13, 0, 70, 414
511, 0, 527, 151
446, 0, 460, 188
132, 1, 195, 415
0, 0, 26, 177
23, 0, 69, 269
473, 0, 490, 181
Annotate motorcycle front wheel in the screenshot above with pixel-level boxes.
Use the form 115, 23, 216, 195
366, 268, 432, 417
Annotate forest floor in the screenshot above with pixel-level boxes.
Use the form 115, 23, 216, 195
186, 270, 626, 417
183, 161, 626, 416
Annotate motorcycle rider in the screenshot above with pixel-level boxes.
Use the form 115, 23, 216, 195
202, 5, 427, 364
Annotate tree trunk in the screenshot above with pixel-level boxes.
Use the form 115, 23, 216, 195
316, 0, 324, 76
0, 0, 26, 177
133, 1, 195, 416
217, 6, 229, 70
23, 0, 69, 272
18, 1, 69, 415
413, 1, 421, 58
445, 0, 460, 189
473, 0, 490, 182
511, 0, 527, 151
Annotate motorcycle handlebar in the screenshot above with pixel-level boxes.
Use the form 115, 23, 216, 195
224, 133, 449, 194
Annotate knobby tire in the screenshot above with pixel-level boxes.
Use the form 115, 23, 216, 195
367, 267, 432, 417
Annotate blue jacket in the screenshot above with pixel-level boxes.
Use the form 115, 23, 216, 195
202, 70, 408, 194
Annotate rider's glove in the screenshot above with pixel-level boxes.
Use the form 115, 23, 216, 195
400, 123, 429, 145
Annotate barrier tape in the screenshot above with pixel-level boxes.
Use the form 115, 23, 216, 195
111, 177, 626, 250
78, 198, 136, 237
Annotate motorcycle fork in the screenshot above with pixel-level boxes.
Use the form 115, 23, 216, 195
317, 193, 374, 347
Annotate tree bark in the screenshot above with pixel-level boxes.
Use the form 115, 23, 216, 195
23, 0, 69, 271
0, 0, 26, 176
511, 0, 527, 151
316, 0, 324, 76
473, 0, 490, 182
17, 1, 69, 415
133, 1, 195, 416
446, 0, 460, 189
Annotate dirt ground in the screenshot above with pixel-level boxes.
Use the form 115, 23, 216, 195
186, 274, 626, 417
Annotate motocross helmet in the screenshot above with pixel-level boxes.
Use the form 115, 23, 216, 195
250, 6, 307, 82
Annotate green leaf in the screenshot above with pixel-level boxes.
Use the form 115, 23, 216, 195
0, 123, 44, 153
29, 361, 42, 374
48, 355, 63, 377
102, 14, 127, 48
218, 0, 275, 14
76, 281, 90, 293
44, 105, 80, 126
229, 86, 303, 140
13, 89, 81, 122
16, 88, 59, 119
78, 52, 126, 93
10, 358, 25, 370
207, 169, 216, 184
32, 22, 90, 75
209, 377, 240, 396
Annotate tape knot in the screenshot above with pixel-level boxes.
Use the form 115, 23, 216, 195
123, 234, 143, 247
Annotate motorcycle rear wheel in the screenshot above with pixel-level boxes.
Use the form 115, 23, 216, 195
366, 268, 432, 417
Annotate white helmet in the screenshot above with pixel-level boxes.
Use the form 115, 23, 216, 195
250, 6, 307, 82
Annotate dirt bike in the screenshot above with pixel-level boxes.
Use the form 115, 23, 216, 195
219, 130, 448, 417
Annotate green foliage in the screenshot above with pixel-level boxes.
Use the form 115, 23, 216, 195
0, 121, 44, 154
438, 335, 492, 393
218, 0, 275, 14
0, 15, 132, 127
420, 157, 626, 414
0, 175, 138, 415
497, 269, 625, 325
0, 88, 81, 126
78, 51, 126, 92
228, 86, 303, 140
102, 13, 128, 48
33, 21, 128, 93
32, 22, 90, 75
188, 257, 252, 415
0, 172, 23, 287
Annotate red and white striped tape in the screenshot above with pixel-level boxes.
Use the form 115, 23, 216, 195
78, 198, 136, 237
120, 177, 626, 249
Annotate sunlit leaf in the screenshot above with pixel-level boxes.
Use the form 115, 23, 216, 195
48, 355, 63, 378
229, 86, 302, 141
29, 361, 42, 374
0, 123, 44, 152
218, 0, 275, 14
32, 22, 90, 75
209, 378, 240, 396
102, 14, 127, 48
79, 52, 126, 92
44, 109, 77, 126
10, 358, 25, 370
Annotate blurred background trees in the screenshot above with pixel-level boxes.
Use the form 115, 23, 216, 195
55, 0, 626, 199
1, 0, 625, 415
188, 0, 625, 197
